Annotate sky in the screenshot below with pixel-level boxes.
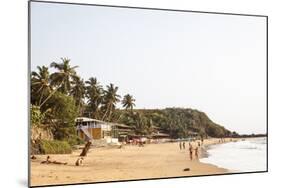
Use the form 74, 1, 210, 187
30, 2, 267, 134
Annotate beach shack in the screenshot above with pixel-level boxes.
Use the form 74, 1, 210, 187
75, 117, 134, 144
75, 117, 114, 143
111, 123, 134, 142
150, 132, 170, 143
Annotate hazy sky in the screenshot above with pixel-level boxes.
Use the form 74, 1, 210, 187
30, 2, 267, 134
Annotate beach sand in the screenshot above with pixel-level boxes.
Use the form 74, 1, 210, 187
30, 138, 238, 186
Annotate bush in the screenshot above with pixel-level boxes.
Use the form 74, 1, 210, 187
31, 105, 44, 125
65, 134, 84, 147
39, 140, 72, 154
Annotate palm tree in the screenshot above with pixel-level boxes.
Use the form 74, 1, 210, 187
121, 94, 136, 111
39, 58, 78, 107
31, 66, 52, 106
101, 83, 121, 121
50, 58, 79, 94
146, 118, 154, 136
70, 76, 86, 114
85, 77, 103, 119
131, 112, 147, 135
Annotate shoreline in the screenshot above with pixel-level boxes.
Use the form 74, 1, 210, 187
198, 137, 267, 172
30, 138, 241, 186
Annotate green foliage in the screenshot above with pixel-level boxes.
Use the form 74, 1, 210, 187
31, 66, 52, 106
206, 124, 225, 137
31, 105, 44, 125
117, 111, 148, 135
50, 58, 79, 94
117, 108, 232, 138
101, 83, 121, 121
85, 77, 104, 119
39, 140, 72, 154
44, 92, 78, 140
122, 94, 136, 110
65, 134, 84, 147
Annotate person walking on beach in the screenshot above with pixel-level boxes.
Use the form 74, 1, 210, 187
183, 142, 186, 149
189, 143, 193, 160
179, 141, 182, 150
195, 147, 199, 160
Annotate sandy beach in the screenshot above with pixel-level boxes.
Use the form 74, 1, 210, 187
31, 138, 238, 186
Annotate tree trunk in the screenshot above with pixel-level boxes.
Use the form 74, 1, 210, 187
39, 79, 65, 108
102, 105, 109, 121
79, 141, 92, 157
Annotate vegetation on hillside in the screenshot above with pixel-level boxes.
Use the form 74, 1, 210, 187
114, 108, 233, 138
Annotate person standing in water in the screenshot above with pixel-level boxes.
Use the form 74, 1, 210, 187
183, 142, 186, 149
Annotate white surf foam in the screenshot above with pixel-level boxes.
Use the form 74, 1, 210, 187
200, 137, 267, 172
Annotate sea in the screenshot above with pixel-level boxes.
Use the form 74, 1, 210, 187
200, 137, 267, 172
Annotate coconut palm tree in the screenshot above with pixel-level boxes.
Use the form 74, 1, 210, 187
121, 94, 136, 111
101, 83, 121, 121
50, 58, 79, 94
85, 77, 103, 119
131, 112, 147, 136
39, 58, 79, 107
146, 118, 154, 136
70, 76, 86, 114
31, 66, 52, 106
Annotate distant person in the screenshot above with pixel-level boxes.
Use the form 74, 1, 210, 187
189, 144, 193, 160
75, 157, 84, 166
195, 147, 199, 159
198, 141, 201, 147
41, 156, 50, 164
119, 143, 123, 149
179, 141, 182, 150
183, 142, 186, 149
139, 141, 144, 147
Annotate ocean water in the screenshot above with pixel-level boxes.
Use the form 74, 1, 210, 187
200, 137, 267, 172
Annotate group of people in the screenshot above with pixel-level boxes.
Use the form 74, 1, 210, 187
179, 141, 202, 160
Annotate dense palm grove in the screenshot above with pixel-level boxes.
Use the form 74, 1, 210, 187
31, 58, 235, 147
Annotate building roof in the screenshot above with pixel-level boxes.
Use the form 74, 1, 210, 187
152, 132, 170, 137
75, 117, 100, 122
75, 117, 131, 128
114, 124, 133, 129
